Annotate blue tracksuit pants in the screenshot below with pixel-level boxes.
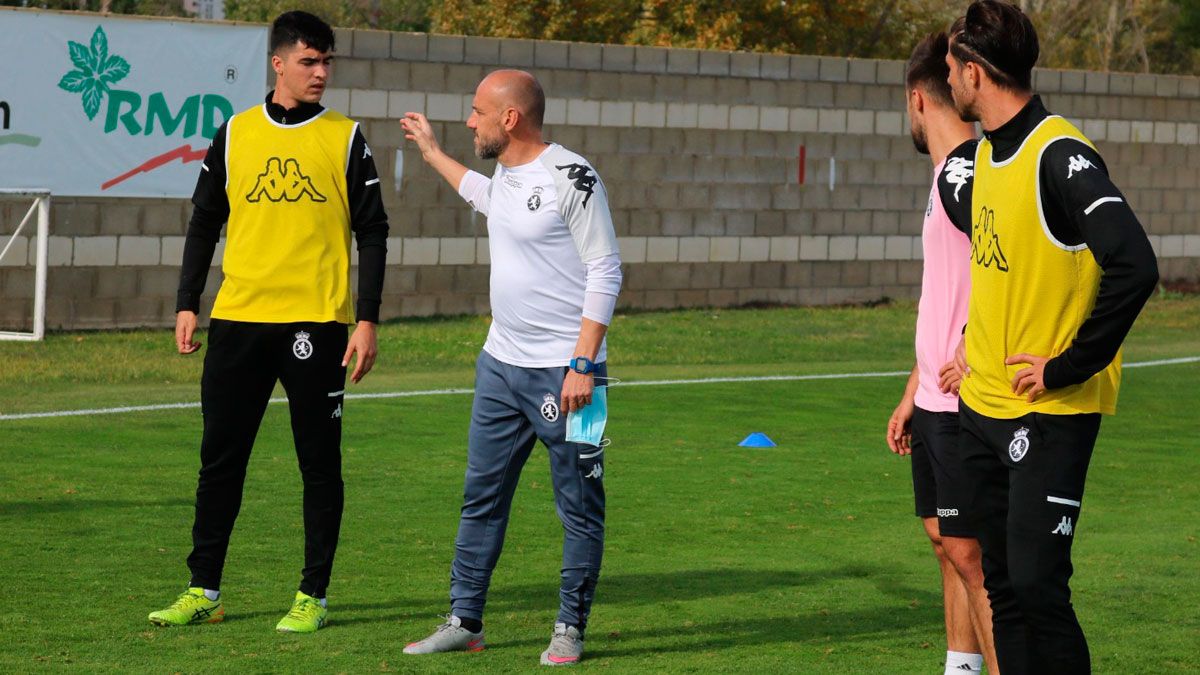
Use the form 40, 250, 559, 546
449, 350, 607, 630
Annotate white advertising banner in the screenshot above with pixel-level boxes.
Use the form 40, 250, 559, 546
0, 9, 266, 197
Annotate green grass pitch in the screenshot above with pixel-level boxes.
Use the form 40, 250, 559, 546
1, 298, 1197, 672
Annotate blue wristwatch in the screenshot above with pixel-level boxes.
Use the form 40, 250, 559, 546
570, 356, 596, 375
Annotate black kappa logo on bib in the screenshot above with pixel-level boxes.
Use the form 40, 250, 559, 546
246, 157, 327, 203
972, 206, 1009, 272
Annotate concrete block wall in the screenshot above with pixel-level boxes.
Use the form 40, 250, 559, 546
2, 20, 1198, 330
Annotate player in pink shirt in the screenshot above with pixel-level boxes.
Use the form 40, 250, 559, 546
885, 32, 997, 675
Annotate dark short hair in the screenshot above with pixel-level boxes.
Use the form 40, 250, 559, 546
271, 11, 335, 55
949, 0, 1039, 91
906, 32, 954, 107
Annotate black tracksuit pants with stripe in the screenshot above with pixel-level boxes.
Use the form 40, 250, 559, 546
960, 402, 1102, 675
186, 319, 347, 598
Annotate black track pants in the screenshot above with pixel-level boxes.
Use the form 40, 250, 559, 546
186, 319, 348, 598
959, 401, 1101, 675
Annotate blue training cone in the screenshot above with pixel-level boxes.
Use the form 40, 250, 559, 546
739, 432, 777, 448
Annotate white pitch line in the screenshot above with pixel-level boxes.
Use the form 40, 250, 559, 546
1, 357, 1197, 422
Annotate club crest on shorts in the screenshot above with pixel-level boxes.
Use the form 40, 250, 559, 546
541, 393, 559, 422
1009, 426, 1030, 462
292, 331, 313, 360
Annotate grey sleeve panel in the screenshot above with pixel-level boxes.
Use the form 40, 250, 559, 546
541, 145, 620, 262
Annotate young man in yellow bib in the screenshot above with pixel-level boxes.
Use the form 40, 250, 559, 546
945, 2, 1158, 672
148, 11, 389, 633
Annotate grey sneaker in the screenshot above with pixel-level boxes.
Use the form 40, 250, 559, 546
403, 615, 485, 654
540, 622, 583, 666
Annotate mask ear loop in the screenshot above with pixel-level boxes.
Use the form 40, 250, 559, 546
599, 437, 612, 448
594, 376, 621, 385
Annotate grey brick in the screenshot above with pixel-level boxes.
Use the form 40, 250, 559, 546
760, 106, 788, 132
875, 60, 904, 86
535, 41, 570, 69
789, 107, 818, 133
634, 46, 667, 74
748, 79, 778, 104
790, 55, 819, 80
335, 58, 371, 89
391, 33, 426, 61
699, 50, 730, 76
835, 83, 865, 108
1133, 73, 1156, 96
806, 81, 834, 106
729, 105, 758, 130
667, 48, 700, 75
74, 236, 117, 266
1084, 71, 1109, 94
428, 34, 465, 63
602, 44, 635, 71
1157, 75, 1181, 98
333, 27, 354, 56
447, 64, 485, 93
373, 60, 409, 89
847, 110, 874, 134
1180, 76, 1200, 99
817, 109, 847, 134
500, 39, 536, 67
101, 204, 140, 235
1109, 72, 1133, 95
730, 52, 760, 78
409, 62, 446, 90
1061, 70, 1085, 93
847, 58, 876, 84
760, 54, 791, 80
464, 36, 501, 65
569, 42, 603, 70
600, 101, 633, 127
1034, 69, 1061, 93
818, 57, 848, 82
354, 29, 391, 59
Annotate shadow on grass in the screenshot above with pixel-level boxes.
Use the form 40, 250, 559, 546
330, 565, 925, 630
0, 497, 192, 517
582, 607, 937, 658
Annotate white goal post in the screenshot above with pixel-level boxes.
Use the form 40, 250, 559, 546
0, 189, 51, 341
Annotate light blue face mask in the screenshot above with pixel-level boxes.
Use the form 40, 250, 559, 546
566, 385, 607, 447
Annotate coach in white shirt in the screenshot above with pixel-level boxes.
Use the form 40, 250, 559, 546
399, 70, 621, 667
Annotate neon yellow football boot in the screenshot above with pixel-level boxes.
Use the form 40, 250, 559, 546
275, 591, 327, 633
148, 588, 224, 626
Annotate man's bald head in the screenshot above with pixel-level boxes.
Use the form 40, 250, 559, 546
478, 69, 545, 130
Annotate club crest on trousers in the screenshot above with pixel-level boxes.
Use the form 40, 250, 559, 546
293, 331, 313, 360
1009, 426, 1030, 462
541, 393, 559, 422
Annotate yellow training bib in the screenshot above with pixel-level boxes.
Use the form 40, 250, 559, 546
211, 105, 357, 324
961, 116, 1120, 418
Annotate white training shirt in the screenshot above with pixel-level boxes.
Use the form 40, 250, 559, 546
458, 143, 621, 368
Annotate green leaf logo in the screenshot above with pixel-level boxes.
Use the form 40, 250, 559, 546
57, 26, 131, 121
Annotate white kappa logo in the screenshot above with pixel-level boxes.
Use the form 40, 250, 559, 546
943, 156, 974, 202
331, 403, 342, 419
584, 464, 604, 480
1066, 154, 1095, 179
292, 331, 314, 360
1052, 516, 1074, 536
1008, 426, 1030, 462
540, 393, 559, 422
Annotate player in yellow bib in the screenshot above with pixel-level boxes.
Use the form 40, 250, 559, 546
148, 11, 389, 633
945, 3, 1158, 673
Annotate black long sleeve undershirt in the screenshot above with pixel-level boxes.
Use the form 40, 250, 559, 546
175, 92, 389, 323
943, 96, 1158, 389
